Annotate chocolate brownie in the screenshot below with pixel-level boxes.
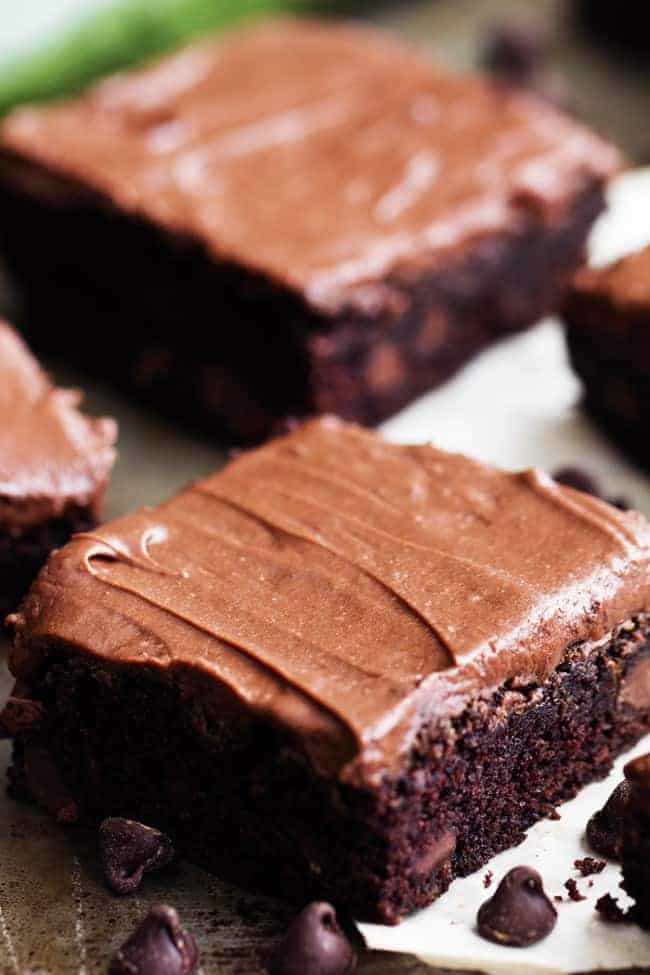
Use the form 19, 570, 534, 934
622, 754, 650, 929
576, 0, 650, 59
0, 319, 116, 615
563, 246, 650, 467
4, 417, 650, 924
0, 19, 619, 443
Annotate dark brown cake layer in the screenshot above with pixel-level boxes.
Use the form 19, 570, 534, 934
0, 174, 606, 442
0, 320, 117, 613
564, 246, 650, 468
0, 20, 619, 442
0, 509, 95, 617
6, 616, 650, 923
4, 419, 650, 922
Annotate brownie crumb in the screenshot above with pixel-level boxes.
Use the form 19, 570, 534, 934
544, 806, 561, 822
564, 878, 587, 902
595, 893, 628, 923
477, 867, 557, 947
483, 871, 493, 889
574, 857, 607, 878
554, 895, 564, 903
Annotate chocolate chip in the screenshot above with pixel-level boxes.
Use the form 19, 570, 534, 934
108, 905, 199, 975
574, 857, 606, 878
564, 878, 586, 902
99, 818, 175, 895
586, 781, 632, 860
554, 466, 600, 496
553, 466, 632, 512
266, 902, 357, 975
477, 866, 557, 947
624, 752, 650, 789
482, 19, 550, 80
595, 893, 628, 924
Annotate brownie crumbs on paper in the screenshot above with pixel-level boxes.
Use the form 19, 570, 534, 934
595, 893, 628, 923
574, 857, 606, 878
564, 878, 587, 902
483, 871, 494, 889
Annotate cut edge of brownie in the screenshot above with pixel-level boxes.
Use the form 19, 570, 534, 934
5, 613, 650, 925
0, 153, 608, 444
563, 249, 650, 469
0, 501, 102, 617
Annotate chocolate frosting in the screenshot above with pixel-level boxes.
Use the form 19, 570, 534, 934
571, 245, 650, 318
0, 19, 619, 313
9, 418, 650, 785
0, 320, 117, 532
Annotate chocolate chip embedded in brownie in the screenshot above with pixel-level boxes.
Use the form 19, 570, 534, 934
4, 417, 650, 923
0, 319, 116, 614
563, 246, 650, 468
0, 19, 619, 443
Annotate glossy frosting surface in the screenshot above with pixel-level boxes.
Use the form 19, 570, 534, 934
12, 418, 650, 783
0, 320, 116, 524
0, 19, 619, 312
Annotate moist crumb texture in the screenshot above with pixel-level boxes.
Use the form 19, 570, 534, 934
0, 20, 619, 443
0, 319, 116, 613
4, 418, 650, 923
564, 245, 650, 468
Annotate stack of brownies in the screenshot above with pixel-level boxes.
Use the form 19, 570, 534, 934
1, 16, 650, 937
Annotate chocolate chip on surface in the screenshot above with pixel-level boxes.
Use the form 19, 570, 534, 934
553, 466, 600, 496
99, 818, 175, 895
266, 901, 357, 975
477, 866, 557, 947
586, 781, 632, 860
624, 752, 650, 788
108, 905, 199, 975
482, 18, 550, 80
553, 466, 632, 511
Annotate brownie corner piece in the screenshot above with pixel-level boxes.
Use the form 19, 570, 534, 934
563, 245, 650, 467
0, 19, 620, 442
4, 418, 650, 923
0, 318, 117, 614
